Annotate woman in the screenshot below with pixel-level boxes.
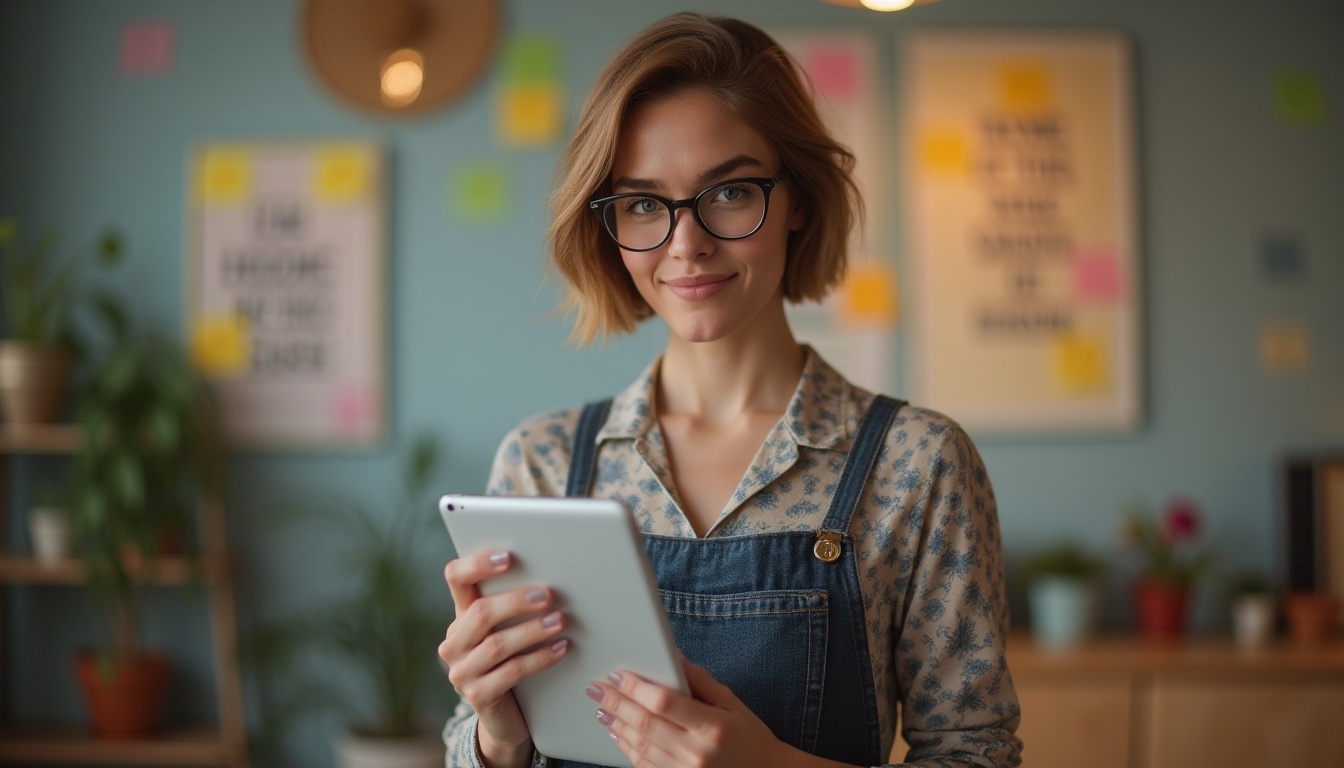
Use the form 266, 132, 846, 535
440, 13, 1021, 768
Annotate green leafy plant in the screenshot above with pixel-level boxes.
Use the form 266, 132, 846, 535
1023, 541, 1108, 583
0, 216, 121, 345
244, 435, 453, 752
72, 266, 224, 666
1119, 496, 1213, 586
1227, 569, 1272, 598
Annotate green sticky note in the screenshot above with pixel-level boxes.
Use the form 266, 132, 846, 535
504, 35, 560, 87
1275, 72, 1327, 125
451, 164, 510, 222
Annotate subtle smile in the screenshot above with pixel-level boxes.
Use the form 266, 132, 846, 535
662, 273, 736, 301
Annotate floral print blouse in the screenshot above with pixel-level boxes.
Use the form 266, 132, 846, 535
443, 348, 1022, 767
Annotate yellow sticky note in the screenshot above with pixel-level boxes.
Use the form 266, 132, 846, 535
840, 261, 898, 325
1053, 332, 1108, 392
998, 63, 1053, 112
314, 146, 369, 203
199, 148, 253, 204
499, 85, 564, 147
191, 315, 250, 377
1259, 322, 1310, 373
920, 130, 969, 176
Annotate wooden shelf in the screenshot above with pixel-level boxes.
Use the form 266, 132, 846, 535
0, 555, 224, 586
0, 424, 81, 454
0, 725, 237, 764
1007, 632, 1344, 676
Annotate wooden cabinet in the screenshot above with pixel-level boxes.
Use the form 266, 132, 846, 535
0, 425, 249, 767
1007, 634, 1344, 768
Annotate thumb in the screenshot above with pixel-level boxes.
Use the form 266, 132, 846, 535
681, 656, 738, 707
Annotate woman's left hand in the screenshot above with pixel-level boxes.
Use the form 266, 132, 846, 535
587, 656, 795, 768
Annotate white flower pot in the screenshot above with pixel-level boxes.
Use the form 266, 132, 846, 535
28, 507, 73, 565
335, 727, 444, 768
1232, 594, 1275, 649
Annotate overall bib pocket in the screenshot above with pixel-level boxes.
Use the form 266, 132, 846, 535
660, 589, 829, 753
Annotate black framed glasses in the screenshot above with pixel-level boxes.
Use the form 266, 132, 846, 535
588, 170, 787, 252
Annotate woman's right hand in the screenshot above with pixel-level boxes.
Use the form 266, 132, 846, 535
440, 550, 570, 768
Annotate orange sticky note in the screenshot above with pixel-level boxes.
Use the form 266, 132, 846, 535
920, 130, 969, 176
1259, 322, 1310, 373
999, 63, 1052, 112
499, 85, 564, 147
840, 262, 898, 325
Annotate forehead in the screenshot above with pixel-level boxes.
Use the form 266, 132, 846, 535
610, 88, 777, 187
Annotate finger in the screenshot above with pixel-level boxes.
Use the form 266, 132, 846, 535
443, 549, 512, 611
608, 669, 708, 727
606, 711, 681, 768
680, 656, 738, 707
447, 607, 567, 682
596, 675, 694, 759
455, 636, 570, 710
441, 584, 556, 663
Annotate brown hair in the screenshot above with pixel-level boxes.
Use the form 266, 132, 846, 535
547, 12, 862, 345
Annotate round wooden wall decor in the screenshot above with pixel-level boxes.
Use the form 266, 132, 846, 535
301, 0, 499, 116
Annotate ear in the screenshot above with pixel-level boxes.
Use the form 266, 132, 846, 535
787, 200, 807, 232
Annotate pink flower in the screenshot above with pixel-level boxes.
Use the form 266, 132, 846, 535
1162, 497, 1200, 544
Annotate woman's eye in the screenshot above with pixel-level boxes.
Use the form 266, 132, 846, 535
712, 184, 751, 204
623, 198, 660, 215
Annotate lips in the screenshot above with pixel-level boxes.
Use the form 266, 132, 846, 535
662, 273, 735, 301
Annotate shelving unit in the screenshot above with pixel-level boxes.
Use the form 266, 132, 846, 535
0, 424, 249, 767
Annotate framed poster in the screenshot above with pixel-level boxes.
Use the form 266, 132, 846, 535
187, 140, 385, 449
902, 31, 1139, 433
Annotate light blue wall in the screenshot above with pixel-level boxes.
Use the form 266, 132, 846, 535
2, 0, 1341, 765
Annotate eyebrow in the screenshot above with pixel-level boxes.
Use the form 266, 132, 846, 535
611, 154, 765, 193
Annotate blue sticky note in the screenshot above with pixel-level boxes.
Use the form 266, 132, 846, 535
1260, 235, 1305, 279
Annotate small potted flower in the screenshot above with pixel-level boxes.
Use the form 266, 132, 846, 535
1119, 496, 1212, 642
1022, 541, 1108, 651
1226, 570, 1275, 649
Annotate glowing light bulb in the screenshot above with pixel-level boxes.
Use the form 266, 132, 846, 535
381, 48, 424, 108
861, 0, 916, 10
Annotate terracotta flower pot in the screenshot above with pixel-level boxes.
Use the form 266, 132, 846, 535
74, 651, 171, 739
1284, 592, 1339, 646
1134, 580, 1189, 642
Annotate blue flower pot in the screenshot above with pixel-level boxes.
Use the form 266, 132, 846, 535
1029, 577, 1095, 651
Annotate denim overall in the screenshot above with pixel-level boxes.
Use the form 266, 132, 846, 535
550, 395, 904, 768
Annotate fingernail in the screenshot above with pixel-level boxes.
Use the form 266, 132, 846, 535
550, 638, 568, 654
585, 684, 603, 703
489, 551, 509, 566
526, 588, 547, 604
607, 671, 623, 686
541, 611, 562, 628
608, 729, 619, 742
595, 709, 614, 727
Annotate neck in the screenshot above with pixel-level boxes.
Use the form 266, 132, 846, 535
657, 301, 805, 424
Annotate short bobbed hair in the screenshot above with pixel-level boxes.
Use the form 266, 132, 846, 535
547, 13, 862, 346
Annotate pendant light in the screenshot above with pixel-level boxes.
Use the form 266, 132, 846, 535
821, 0, 942, 11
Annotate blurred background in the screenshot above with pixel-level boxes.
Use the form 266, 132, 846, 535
1, 0, 1340, 766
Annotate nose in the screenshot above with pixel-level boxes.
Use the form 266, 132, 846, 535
665, 207, 713, 262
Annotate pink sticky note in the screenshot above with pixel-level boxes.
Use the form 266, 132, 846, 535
804, 47, 858, 103
1073, 247, 1122, 302
120, 20, 176, 76
332, 387, 377, 437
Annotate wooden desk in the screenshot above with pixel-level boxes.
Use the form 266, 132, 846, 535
1004, 634, 1344, 768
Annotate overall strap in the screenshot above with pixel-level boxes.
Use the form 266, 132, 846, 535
814, 395, 904, 562
564, 398, 613, 498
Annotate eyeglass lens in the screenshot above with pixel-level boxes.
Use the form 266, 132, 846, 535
600, 179, 769, 251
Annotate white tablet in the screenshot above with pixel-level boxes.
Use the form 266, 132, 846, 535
439, 494, 687, 767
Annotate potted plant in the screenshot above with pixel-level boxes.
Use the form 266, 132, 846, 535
245, 434, 453, 768
1119, 495, 1213, 642
1226, 570, 1274, 649
28, 476, 75, 566
70, 270, 224, 738
0, 217, 120, 424
1022, 541, 1107, 651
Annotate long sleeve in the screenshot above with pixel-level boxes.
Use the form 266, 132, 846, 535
888, 423, 1022, 767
